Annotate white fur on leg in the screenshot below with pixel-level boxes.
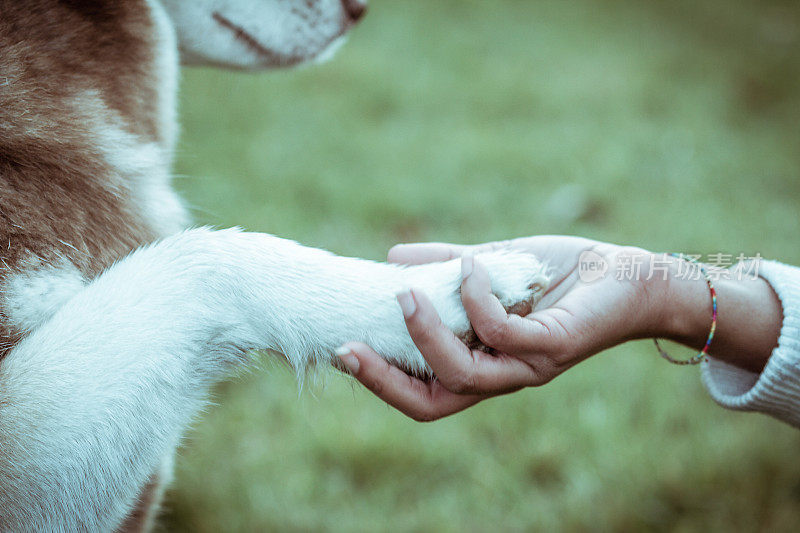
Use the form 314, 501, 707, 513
0, 227, 547, 530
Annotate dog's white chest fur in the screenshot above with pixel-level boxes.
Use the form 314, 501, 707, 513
3, 260, 86, 335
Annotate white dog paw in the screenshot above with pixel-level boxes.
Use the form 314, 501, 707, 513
475, 250, 550, 315
407, 250, 550, 351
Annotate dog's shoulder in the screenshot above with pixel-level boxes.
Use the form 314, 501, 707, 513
0, 0, 184, 356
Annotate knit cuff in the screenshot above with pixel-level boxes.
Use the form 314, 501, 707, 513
702, 260, 800, 428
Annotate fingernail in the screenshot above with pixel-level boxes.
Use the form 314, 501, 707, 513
335, 346, 360, 374
396, 289, 417, 318
334, 345, 351, 357
461, 253, 474, 280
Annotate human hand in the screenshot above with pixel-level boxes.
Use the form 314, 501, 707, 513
336, 236, 683, 421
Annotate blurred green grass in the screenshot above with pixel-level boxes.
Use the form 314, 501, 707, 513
163, 0, 800, 530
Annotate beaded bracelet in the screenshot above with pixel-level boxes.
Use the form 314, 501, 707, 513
653, 253, 717, 365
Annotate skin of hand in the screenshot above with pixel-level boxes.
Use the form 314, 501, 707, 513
336, 237, 784, 422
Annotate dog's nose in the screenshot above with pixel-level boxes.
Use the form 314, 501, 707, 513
341, 0, 367, 22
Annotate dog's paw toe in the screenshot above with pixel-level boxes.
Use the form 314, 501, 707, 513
475, 250, 550, 316
452, 250, 550, 352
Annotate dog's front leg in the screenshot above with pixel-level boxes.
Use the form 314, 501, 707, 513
0, 227, 546, 531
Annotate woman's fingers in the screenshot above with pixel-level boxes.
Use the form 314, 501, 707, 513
387, 242, 469, 265
456, 255, 571, 384
400, 289, 540, 394
337, 342, 487, 421
460, 255, 543, 354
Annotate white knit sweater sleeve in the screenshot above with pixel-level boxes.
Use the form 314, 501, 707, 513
702, 260, 800, 427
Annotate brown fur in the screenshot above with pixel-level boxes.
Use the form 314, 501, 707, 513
0, 0, 166, 356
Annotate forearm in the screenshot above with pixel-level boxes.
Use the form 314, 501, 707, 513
658, 256, 782, 373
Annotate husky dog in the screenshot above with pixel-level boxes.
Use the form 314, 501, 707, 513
0, 1, 548, 530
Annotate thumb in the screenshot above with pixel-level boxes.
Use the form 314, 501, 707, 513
388, 242, 469, 265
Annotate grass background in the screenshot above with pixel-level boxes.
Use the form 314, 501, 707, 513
162, 0, 800, 530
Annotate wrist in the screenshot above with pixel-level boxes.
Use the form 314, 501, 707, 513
643, 253, 712, 347
709, 273, 780, 372
648, 256, 781, 373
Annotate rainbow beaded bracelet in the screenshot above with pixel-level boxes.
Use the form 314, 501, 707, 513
653, 253, 717, 365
